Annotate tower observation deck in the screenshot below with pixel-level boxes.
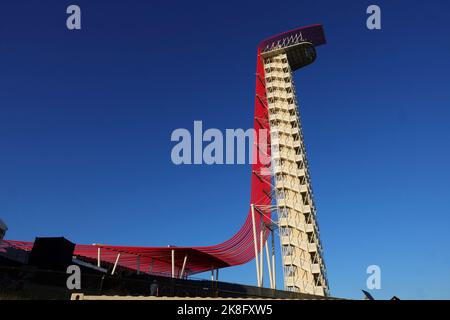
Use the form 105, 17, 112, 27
4, 24, 328, 296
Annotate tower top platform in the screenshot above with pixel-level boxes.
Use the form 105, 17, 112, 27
259, 24, 326, 70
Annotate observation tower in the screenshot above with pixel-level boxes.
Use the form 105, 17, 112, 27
4, 24, 329, 296
259, 25, 328, 295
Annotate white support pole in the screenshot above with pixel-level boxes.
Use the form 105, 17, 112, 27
251, 204, 261, 287
211, 269, 214, 281
180, 255, 188, 279
111, 253, 121, 275
97, 247, 101, 268
271, 230, 276, 288
265, 241, 274, 289
259, 227, 264, 287
171, 249, 175, 278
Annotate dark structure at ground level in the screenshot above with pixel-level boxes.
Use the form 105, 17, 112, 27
0, 237, 336, 300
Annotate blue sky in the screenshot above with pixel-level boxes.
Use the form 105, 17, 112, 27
1, 0, 449, 299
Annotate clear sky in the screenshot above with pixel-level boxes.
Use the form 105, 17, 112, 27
1, 0, 449, 299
